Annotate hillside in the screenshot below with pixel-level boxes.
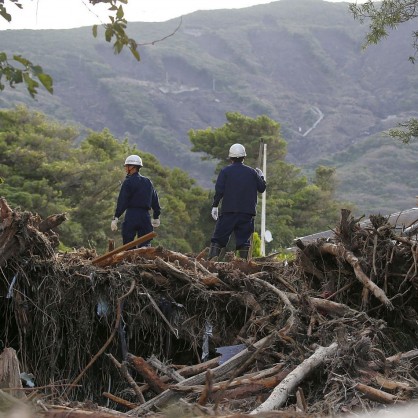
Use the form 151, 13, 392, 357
1, 0, 418, 215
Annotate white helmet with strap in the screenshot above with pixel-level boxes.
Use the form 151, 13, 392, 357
228, 143, 246, 158
124, 154, 143, 167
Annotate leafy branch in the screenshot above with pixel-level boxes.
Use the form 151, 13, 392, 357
0, 0, 142, 97
349, 0, 418, 62
0, 53, 53, 98
91, 0, 140, 60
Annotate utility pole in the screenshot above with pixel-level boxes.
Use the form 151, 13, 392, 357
260, 143, 267, 256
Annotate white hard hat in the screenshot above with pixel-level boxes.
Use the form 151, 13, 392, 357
124, 154, 143, 167
228, 143, 246, 158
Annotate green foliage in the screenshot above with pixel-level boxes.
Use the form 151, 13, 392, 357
251, 232, 261, 258
0, 0, 139, 97
389, 118, 418, 143
0, 106, 210, 253
0, 53, 53, 98
92, 0, 140, 61
190, 112, 287, 172
189, 112, 342, 251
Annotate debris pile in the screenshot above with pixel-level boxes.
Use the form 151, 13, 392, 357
0, 199, 417, 417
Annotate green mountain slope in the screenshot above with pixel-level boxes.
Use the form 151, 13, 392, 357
1, 0, 418, 215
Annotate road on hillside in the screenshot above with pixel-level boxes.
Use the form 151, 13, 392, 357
303, 106, 324, 137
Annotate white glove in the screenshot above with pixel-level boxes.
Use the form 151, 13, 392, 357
255, 168, 264, 178
211, 207, 218, 220
111, 217, 118, 231
151, 218, 160, 228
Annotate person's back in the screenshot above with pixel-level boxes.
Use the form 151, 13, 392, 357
111, 154, 161, 246
215, 162, 265, 215
208, 143, 266, 260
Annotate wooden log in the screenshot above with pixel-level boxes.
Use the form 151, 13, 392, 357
0, 197, 13, 227
113, 248, 223, 286
147, 355, 185, 383
106, 354, 145, 404
154, 257, 205, 287
354, 382, 402, 404
211, 382, 266, 402
386, 349, 418, 365
102, 391, 137, 409
127, 354, 168, 394
91, 231, 157, 266
286, 293, 357, 317
359, 370, 414, 392
171, 363, 289, 394
374, 374, 413, 393
319, 242, 394, 310
173, 368, 293, 402
38, 213, 67, 232
112, 246, 157, 264
175, 357, 221, 378
0, 211, 27, 265
250, 342, 338, 414
198, 370, 213, 406
0, 348, 25, 400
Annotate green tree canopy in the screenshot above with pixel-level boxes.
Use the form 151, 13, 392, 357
0, 106, 209, 253
189, 112, 343, 251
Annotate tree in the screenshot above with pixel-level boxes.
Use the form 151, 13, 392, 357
349, 0, 418, 143
189, 112, 342, 251
0, 0, 139, 97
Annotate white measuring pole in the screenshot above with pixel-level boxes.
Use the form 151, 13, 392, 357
260, 143, 267, 256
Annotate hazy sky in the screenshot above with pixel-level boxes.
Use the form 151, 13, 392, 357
0, 0, 362, 30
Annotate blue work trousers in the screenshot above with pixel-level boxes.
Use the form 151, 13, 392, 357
122, 208, 153, 246
211, 212, 254, 249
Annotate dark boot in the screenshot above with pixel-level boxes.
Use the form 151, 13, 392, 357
238, 246, 251, 260
208, 242, 222, 260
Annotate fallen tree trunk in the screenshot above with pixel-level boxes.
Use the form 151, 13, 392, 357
127, 354, 168, 394
250, 342, 339, 414
91, 232, 157, 267
354, 382, 403, 404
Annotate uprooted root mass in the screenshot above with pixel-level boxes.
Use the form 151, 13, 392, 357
0, 199, 417, 417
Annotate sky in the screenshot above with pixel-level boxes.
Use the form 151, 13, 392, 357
0, 0, 360, 30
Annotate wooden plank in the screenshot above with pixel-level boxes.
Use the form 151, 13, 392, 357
91, 231, 157, 265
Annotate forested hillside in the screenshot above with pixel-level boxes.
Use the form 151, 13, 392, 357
1, 0, 418, 215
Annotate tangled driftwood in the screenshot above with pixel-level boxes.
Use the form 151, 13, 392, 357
0, 199, 417, 417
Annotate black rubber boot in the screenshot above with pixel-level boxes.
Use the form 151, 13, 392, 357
238, 246, 251, 260
208, 242, 222, 260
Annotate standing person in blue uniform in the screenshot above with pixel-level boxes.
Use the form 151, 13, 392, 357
208, 143, 266, 260
111, 154, 161, 247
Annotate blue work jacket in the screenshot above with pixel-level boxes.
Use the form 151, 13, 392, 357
114, 173, 161, 219
212, 162, 266, 215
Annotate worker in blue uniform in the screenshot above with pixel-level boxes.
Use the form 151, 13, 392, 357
208, 143, 266, 260
111, 154, 161, 246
